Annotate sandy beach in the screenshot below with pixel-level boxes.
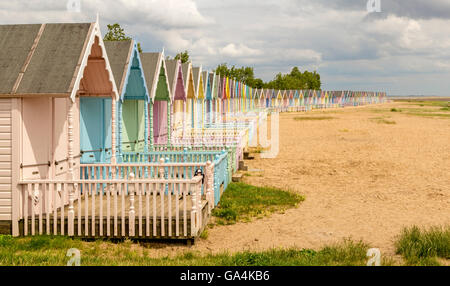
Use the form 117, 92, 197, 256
148, 100, 450, 258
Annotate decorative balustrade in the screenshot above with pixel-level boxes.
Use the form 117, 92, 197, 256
17, 174, 205, 238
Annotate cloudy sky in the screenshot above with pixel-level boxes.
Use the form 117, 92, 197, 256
1, 0, 450, 96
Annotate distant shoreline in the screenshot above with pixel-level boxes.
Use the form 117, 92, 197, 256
389, 96, 450, 101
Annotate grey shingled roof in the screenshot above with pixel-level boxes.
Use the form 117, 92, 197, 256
140, 52, 161, 92
181, 62, 190, 86
0, 23, 92, 95
202, 70, 208, 92
0, 24, 41, 94
165, 59, 179, 91
192, 67, 200, 89
104, 40, 132, 93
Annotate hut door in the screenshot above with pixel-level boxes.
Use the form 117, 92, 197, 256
22, 98, 51, 180
121, 100, 145, 152
80, 97, 112, 163
153, 100, 168, 145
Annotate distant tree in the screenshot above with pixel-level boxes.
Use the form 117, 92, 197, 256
263, 67, 321, 90
214, 63, 263, 87
174, 50, 190, 63
104, 23, 131, 41
104, 23, 143, 53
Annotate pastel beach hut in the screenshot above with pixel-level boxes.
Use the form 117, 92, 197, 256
140, 52, 171, 146
104, 40, 149, 158
212, 74, 221, 123
289, 90, 295, 109
202, 70, 211, 126
258, 88, 265, 109
165, 59, 186, 137
0, 21, 118, 233
272, 90, 279, 108
204, 71, 215, 125
181, 62, 195, 130
265, 89, 272, 108
191, 66, 204, 129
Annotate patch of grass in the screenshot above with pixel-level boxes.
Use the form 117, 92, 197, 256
248, 147, 267, 154
395, 225, 450, 266
243, 172, 263, 177
0, 236, 369, 266
339, 129, 349, 133
370, 117, 396, 125
212, 183, 304, 225
294, 116, 334, 121
406, 112, 450, 118
199, 229, 209, 240
391, 108, 401, 112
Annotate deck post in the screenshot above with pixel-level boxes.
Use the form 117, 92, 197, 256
129, 173, 135, 237
111, 98, 117, 165
67, 100, 75, 180
191, 178, 197, 237
68, 183, 76, 236
205, 161, 214, 213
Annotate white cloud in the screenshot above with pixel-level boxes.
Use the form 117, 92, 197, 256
219, 43, 262, 58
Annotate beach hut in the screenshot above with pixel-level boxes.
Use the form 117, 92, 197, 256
202, 70, 211, 125
140, 52, 171, 146
192, 66, 203, 128
272, 90, 279, 108
252, 88, 259, 110
166, 59, 186, 137
181, 62, 195, 130
265, 89, 272, 108
105, 40, 149, 158
212, 73, 221, 123
204, 71, 215, 125
288, 90, 295, 108
0, 21, 118, 234
258, 88, 265, 108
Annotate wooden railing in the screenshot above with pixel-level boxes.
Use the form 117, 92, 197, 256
118, 153, 225, 207
17, 174, 205, 238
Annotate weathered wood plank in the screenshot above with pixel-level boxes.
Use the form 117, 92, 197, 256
0, 118, 11, 125
0, 169, 11, 177
0, 155, 11, 162
0, 206, 11, 213
0, 192, 11, 199
0, 184, 11, 192
0, 111, 11, 118
0, 214, 11, 221
0, 140, 11, 148
0, 133, 11, 140
0, 177, 11, 184
0, 126, 11, 133
0, 199, 11, 206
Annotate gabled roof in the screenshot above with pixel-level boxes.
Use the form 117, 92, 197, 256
0, 21, 118, 100
258, 88, 265, 98
209, 72, 216, 99
165, 59, 186, 101
140, 52, 171, 102
192, 66, 203, 99
272, 90, 279, 99
202, 70, 209, 96
105, 40, 149, 102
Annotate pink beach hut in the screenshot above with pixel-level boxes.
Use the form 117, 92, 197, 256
0, 20, 118, 234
